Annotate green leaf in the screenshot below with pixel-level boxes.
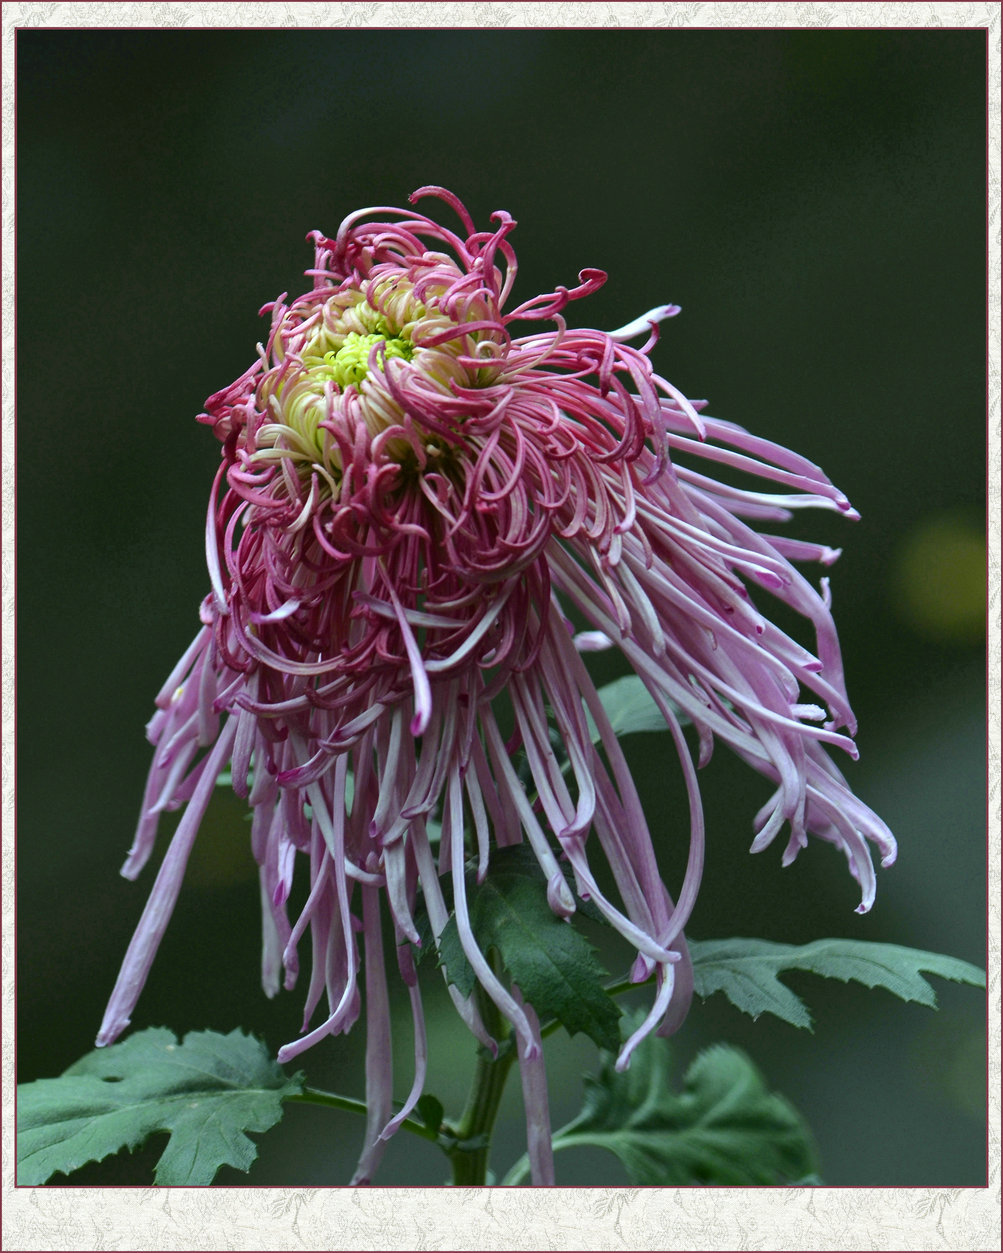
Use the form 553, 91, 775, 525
690, 937, 986, 1029
433, 846, 621, 1052
435, 913, 478, 999
504, 1017, 817, 1184
589, 675, 670, 741
410, 884, 477, 996
17, 1028, 303, 1185
415, 1094, 445, 1136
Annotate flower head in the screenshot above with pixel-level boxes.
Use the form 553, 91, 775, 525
98, 187, 895, 1184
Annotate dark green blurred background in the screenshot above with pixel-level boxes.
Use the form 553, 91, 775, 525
16, 28, 986, 1186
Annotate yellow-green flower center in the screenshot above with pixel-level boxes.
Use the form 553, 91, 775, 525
251, 275, 489, 497
323, 331, 413, 389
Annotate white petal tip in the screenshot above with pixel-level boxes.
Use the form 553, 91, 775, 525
606, 304, 681, 341
572, 630, 614, 652
95, 1018, 125, 1049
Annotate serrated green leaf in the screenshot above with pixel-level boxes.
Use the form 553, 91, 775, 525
504, 1016, 816, 1184
690, 937, 986, 1029
410, 880, 477, 994
434, 846, 621, 1052
435, 913, 477, 998
17, 1028, 302, 1185
410, 900, 439, 968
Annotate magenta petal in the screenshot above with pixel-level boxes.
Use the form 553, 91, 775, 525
512, 989, 555, 1185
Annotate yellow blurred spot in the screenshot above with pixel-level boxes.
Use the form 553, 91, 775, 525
894, 512, 986, 643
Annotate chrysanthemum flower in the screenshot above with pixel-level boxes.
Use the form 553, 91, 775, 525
98, 187, 895, 1184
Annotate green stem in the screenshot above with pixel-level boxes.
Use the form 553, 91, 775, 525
289, 1086, 439, 1144
291, 972, 649, 1178
445, 958, 517, 1185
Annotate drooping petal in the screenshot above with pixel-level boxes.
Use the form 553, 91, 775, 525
97, 721, 237, 1046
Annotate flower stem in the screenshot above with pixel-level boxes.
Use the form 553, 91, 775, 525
291, 968, 651, 1175
445, 960, 516, 1185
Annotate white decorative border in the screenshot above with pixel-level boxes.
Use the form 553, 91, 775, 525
2, 3, 999, 1251
0, 1, 998, 28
